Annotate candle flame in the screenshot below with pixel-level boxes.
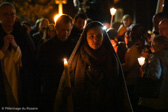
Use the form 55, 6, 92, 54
64, 58, 68, 64
110, 7, 117, 16
138, 57, 145, 66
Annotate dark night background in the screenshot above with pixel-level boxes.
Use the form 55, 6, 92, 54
1, 0, 168, 31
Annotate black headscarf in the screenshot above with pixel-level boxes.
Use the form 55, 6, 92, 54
54, 21, 133, 112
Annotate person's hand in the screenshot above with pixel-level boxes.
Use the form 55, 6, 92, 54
1, 35, 10, 53
8, 34, 18, 50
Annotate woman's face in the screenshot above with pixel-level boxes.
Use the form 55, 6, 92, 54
86, 27, 104, 50
123, 18, 131, 27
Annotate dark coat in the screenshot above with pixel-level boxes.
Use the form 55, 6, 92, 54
55, 21, 133, 112
36, 36, 75, 111
69, 26, 83, 43
0, 23, 35, 107
139, 50, 168, 110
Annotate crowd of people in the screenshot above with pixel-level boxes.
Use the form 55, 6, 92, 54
0, 2, 168, 112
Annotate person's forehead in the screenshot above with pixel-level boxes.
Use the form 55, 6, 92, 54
58, 22, 72, 29
0, 6, 15, 12
87, 27, 103, 33
76, 17, 86, 21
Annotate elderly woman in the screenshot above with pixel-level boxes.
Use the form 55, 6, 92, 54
54, 21, 133, 112
138, 35, 168, 112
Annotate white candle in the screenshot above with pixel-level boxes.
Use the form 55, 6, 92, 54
64, 58, 68, 67
110, 7, 117, 28
138, 57, 145, 66
63, 58, 71, 87
110, 7, 117, 16
63, 58, 73, 112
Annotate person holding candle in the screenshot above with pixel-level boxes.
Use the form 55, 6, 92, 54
36, 14, 75, 112
122, 24, 146, 111
55, 21, 133, 112
137, 35, 168, 112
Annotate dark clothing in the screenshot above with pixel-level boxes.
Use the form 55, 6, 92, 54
55, 22, 133, 112
138, 50, 168, 111
0, 67, 8, 107
0, 23, 35, 107
117, 41, 127, 64
37, 36, 75, 111
69, 26, 83, 43
32, 31, 43, 49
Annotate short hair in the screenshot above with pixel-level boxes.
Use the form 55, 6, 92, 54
74, 12, 87, 23
55, 14, 73, 29
0, 2, 15, 11
153, 35, 168, 50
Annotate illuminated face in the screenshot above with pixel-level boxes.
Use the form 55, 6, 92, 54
39, 20, 48, 31
47, 29, 56, 39
159, 22, 168, 38
56, 22, 72, 41
150, 41, 156, 53
123, 18, 131, 27
86, 27, 103, 50
0, 6, 16, 28
75, 17, 87, 31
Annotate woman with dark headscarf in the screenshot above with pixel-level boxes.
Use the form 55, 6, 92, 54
54, 21, 133, 112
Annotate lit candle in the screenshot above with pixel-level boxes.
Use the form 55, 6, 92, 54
63, 58, 71, 87
110, 7, 117, 28
138, 57, 145, 66
110, 7, 117, 16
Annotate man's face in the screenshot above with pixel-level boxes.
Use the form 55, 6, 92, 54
74, 17, 87, 31
56, 22, 72, 41
159, 22, 168, 38
0, 6, 16, 27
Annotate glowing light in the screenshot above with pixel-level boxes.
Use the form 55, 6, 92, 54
54, 14, 62, 23
110, 7, 117, 28
162, 4, 164, 7
64, 58, 68, 65
110, 8, 117, 16
102, 26, 107, 30
138, 57, 145, 66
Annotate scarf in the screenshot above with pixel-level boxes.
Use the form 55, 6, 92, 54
80, 44, 107, 68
